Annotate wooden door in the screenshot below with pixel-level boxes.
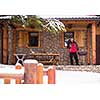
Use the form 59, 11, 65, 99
96, 35, 100, 64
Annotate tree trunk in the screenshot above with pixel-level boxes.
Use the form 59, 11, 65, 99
8, 26, 13, 65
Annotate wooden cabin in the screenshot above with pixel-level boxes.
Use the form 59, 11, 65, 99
0, 15, 100, 65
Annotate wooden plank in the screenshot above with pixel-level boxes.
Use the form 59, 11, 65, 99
23, 32, 29, 47
74, 31, 85, 47
60, 32, 64, 48
16, 28, 42, 32
0, 74, 24, 79
87, 30, 90, 64
3, 27, 8, 64
92, 22, 96, 64
18, 31, 23, 47
61, 20, 96, 25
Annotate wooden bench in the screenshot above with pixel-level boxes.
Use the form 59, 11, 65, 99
28, 53, 60, 65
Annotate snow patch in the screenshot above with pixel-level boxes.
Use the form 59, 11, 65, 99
37, 63, 44, 67
24, 59, 38, 64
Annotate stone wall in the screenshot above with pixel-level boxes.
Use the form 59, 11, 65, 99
16, 31, 91, 65
16, 32, 69, 65
0, 29, 2, 63
57, 65, 100, 73
16, 30, 92, 65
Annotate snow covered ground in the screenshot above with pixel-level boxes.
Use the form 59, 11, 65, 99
0, 64, 100, 84
43, 70, 100, 84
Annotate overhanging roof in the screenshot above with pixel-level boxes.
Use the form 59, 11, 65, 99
40, 15, 100, 20
0, 15, 100, 20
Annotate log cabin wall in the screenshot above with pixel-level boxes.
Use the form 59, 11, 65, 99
1, 18, 100, 65
14, 21, 99, 65
15, 26, 88, 65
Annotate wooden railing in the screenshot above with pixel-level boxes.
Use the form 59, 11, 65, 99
0, 60, 56, 84
0, 64, 24, 84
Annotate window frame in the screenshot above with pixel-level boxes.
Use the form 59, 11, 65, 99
60, 32, 74, 48
28, 31, 40, 48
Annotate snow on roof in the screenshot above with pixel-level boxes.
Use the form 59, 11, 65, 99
0, 15, 11, 19
40, 15, 100, 20
0, 15, 100, 20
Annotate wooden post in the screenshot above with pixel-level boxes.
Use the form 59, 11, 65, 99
3, 27, 8, 64
15, 63, 22, 84
37, 63, 43, 84
4, 78, 10, 84
92, 22, 96, 64
48, 66, 56, 84
24, 59, 38, 84
87, 30, 90, 64
15, 79, 22, 84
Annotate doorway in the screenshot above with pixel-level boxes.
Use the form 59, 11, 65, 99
96, 35, 100, 64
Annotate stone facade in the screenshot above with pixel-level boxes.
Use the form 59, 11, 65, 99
59, 65, 100, 73
0, 21, 98, 65
0, 29, 2, 63
16, 31, 90, 65
16, 32, 69, 65
0, 28, 90, 65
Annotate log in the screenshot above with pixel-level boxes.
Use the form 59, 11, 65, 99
37, 63, 43, 84
92, 22, 96, 64
3, 27, 8, 64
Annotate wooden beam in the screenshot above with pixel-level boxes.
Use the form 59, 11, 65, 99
16, 27, 42, 32
60, 32, 64, 48
0, 74, 24, 79
66, 27, 87, 31
92, 22, 96, 64
61, 20, 97, 25
3, 27, 8, 64
87, 30, 90, 64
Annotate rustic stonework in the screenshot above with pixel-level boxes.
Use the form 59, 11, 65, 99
0, 28, 2, 63
8, 26, 13, 64
16, 31, 90, 65
57, 65, 100, 73
16, 32, 69, 65
14, 25, 94, 65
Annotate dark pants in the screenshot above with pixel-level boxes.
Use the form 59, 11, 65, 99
69, 52, 79, 65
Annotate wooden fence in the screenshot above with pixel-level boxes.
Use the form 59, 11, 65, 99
0, 60, 56, 84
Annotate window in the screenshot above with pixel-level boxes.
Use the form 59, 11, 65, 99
64, 32, 74, 46
28, 32, 40, 47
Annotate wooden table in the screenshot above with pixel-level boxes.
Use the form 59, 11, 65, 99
29, 53, 60, 65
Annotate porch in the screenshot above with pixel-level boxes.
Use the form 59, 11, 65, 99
0, 16, 100, 65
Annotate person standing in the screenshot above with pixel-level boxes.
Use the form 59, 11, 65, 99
67, 38, 79, 65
